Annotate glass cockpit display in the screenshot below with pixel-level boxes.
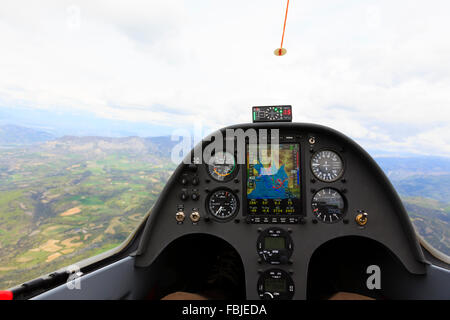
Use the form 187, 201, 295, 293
246, 143, 301, 217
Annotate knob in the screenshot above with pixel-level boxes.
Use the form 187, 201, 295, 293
175, 211, 185, 222
190, 211, 200, 222
356, 212, 368, 226
262, 292, 274, 300
181, 178, 188, 185
192, 177, 199, 186
191, 193, 199, 201
180, 192, 188, 201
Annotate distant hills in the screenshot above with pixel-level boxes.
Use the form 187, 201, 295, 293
374, 156, 450, 203
374, 156, 450, 256
33, 135, 178, 159
375, 156, 450, 180
0, 125, 178, 158
0, 124, 55, 145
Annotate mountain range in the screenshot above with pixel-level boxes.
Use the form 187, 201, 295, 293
0, 124, 55, 145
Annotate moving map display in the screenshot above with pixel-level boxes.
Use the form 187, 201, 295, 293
246, 144, 301, 216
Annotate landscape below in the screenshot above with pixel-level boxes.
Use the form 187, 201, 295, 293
0, 135, 176, 289
0, 128, 449, 290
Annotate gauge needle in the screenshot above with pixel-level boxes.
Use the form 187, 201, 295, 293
217, 206, 223, 214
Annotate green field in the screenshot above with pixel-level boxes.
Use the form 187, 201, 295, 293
402, 196, 450, 256
0, 137, 175, 289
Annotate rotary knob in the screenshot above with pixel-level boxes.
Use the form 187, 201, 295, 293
262, 292, 274, 300
356, 211, 368, 226
191, 192, 199, 201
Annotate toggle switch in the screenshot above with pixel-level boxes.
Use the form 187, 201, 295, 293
355, 211, 368, 226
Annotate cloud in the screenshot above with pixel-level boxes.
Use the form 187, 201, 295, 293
0, 0, 449, 156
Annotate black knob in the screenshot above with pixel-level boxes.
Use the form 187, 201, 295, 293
181, 178, 188, 185
180, 192, 188, 201
191, 193, 199, 201
262, 292, 274, 300
192, 177, 199, 186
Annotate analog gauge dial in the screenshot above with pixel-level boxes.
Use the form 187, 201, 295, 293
311, 188, 345, 223
207, 189, 239, 221
311, 150, 344, 182
207, 151, 237, 182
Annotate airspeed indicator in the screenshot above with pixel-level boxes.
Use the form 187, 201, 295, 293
311, 150, 344, 182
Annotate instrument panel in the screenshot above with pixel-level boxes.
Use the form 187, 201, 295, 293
135, 122, 427, 300
201, 134, 349, 299
177, 130, 352, 299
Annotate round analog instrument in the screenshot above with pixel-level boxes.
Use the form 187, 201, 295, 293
207, 189, 239, 221
311, 188, 345, 223
311, 150, 344, 182
207, 151, 237, 182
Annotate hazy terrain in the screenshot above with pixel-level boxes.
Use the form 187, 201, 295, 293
376, 157, 450, 256
0, 130, 177, 289
0, 125, 449, 290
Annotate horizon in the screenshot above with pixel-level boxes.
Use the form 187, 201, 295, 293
0, 1, 449, 157
2, 122, 450, 160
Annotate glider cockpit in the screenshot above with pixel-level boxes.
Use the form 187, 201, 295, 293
25, 106, 450, 300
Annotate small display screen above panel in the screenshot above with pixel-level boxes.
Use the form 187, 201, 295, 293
252, 106, 292, 122
246, 143, 301, 217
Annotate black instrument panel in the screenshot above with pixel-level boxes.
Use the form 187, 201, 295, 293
135, 122, 427, 300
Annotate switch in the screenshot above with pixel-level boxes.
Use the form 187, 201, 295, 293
175, 211, 185, 222
355, 211, 368, 226
190, 211, 200, 222
180, 192, 189, 201
192, 177, 199, 186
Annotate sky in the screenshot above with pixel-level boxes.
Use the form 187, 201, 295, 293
0, 0, 449, 156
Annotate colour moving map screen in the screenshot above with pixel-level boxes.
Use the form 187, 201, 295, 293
246, 144, 301, 216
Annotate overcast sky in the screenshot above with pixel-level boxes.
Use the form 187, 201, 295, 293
0, 0, 449, 156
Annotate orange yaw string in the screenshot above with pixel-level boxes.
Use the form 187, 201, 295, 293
280, 0, 290, 49
275, 0, 290, 56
